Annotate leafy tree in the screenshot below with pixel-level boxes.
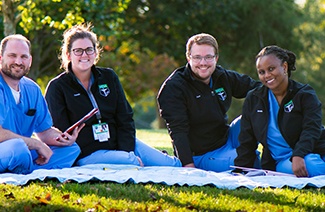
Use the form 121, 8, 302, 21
123, 0, 304, 124
294, 0, 325, 120
124, 0, 303, 74
1, 0, 21, 35
3, 0, 324, 127
0, 0, 131, 81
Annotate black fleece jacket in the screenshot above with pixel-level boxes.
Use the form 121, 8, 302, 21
157, 64, 260, 165
235, 79, 325, 170
45, 65, 135, 160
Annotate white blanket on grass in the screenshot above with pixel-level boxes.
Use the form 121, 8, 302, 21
1, 164, 324, 189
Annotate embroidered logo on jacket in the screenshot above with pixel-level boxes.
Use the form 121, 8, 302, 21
99, 84, 110, 97
284, 100, 294, 113
214, 88, 227, 101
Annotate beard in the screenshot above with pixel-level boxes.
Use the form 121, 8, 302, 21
191, 71, 210, 82
191, 67, 214, 83
1, 63, 30, 80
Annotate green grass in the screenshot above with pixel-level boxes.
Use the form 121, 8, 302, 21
136, 128, 174, 153
1, 129, 325, 211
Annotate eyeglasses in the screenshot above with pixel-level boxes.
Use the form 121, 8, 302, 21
72, 47, 95, 56
190, 55, 216, 63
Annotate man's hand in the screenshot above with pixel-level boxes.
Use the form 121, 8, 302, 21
0, 126, 53, 165
29, 138, 53, 165
292, 156, 308, 177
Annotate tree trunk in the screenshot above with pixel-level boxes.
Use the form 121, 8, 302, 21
2, 0, 19, 36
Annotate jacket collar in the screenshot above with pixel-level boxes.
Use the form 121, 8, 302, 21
67, 63, 102, 83
252, 79, 304, 98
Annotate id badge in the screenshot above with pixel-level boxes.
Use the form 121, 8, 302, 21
92, 122, 110, 142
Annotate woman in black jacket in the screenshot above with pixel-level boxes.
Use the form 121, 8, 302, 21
235, 45, 325, 177
45, 23, 181, 167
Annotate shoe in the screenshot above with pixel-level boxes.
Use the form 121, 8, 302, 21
161, 150, 169, 155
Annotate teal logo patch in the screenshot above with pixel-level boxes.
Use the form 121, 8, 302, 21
214, 88, 227, 101
99, 84, 110, 97
284, 100, 294, 113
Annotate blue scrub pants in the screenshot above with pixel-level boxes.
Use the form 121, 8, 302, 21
76, 139, 182, 167
193, 116, 260, 172
0, 138, 80, 174
276, 153, 325, 177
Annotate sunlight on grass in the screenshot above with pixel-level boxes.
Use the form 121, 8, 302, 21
136, 129, 174, 154
1, 182, 325, 211
137, 128, 264, 156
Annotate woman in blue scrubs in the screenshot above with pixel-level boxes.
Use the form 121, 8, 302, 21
235, 45, 325, 177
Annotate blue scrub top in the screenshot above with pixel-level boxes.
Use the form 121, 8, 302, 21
0, 74, 53, 137
267, 90, 292, 161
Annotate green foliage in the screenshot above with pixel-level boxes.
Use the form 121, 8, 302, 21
122, 0, 305, 123
294, 0, 325, 117
18, 0, 130, 35
124, 0, 303, 76
98, 37, 179, 104
1, 0, 132, 80
2, 0, 325, 124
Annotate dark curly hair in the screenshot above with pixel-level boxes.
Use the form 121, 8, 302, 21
256, 45, 296, 77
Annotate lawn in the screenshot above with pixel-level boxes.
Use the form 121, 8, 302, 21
1, 129, 324, 211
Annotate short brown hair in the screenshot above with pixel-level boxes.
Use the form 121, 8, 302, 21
0, 34, 31, 56
186, 33, 218, 59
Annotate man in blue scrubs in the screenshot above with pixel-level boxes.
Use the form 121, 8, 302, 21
0, 34, 82, 174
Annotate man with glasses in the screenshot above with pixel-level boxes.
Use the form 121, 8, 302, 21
0, 34, 82, 174
157, 33, 261, 172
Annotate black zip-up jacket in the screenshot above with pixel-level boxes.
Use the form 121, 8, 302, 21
157, 64, 260, 165
235, 79, 325, 170
45, 65, 135, 160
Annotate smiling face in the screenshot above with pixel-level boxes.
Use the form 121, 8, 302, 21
0, 39, 32, 81
68, 38, 96, 73
187, 43, 218, 84
256, 54, 288, 93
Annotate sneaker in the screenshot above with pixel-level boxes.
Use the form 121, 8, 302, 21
161, 150, 169, 155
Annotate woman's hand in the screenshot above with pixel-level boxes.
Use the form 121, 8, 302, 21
56, 123, 85, 146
